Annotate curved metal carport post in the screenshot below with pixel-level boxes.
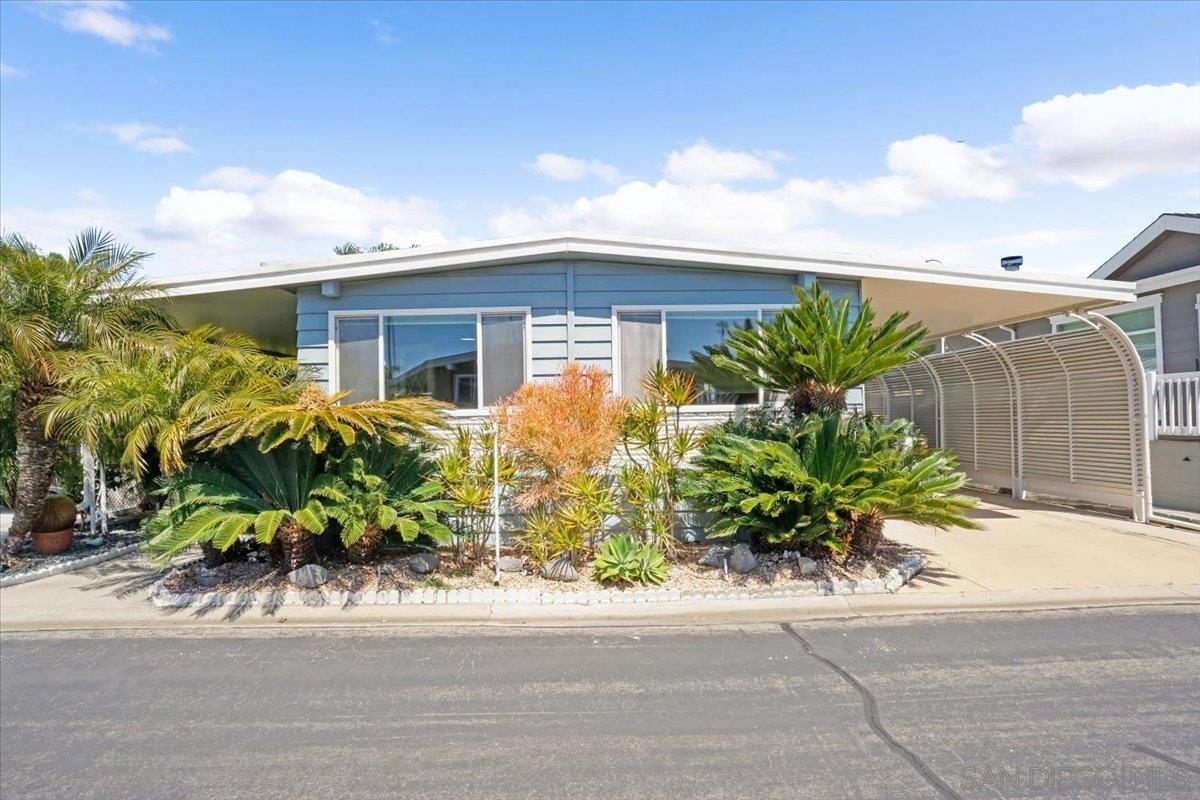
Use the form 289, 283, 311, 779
1083, 311, 1154, 523
917, 358, 945, 448
965, 333, 1023, 499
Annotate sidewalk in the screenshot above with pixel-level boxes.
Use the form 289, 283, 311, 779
1, 492, 1197, 631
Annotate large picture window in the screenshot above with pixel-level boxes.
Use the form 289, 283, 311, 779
616, 307, 763, 406
332, 309, 528, 410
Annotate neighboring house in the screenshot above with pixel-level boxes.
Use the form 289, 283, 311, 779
160, 233, 1131, 425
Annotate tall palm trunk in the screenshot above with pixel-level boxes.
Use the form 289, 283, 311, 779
346, 524, 382, 564
276, 520, 316, 572
7, 381, 59, 552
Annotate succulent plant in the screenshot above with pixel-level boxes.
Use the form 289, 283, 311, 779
34, 493, 78, 533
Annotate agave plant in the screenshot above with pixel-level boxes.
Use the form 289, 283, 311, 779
144, 442, 341, 571
324, 442, 454, 563
198, 383, 448, 455
705, 285, 928, 416
592, 534, 669, 586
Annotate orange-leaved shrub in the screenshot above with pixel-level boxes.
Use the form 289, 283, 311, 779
494, 363, 628, 509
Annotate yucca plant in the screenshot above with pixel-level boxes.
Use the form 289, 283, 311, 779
618, 365, 702, 555
198, 382, 447, 455
706, 285, 928, 416
592, 534, 669, 586
431, 426, 517, 564
144, 442, 341, 571
324, 442, 454, 563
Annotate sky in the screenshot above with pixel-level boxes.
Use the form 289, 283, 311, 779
1, 0, 1198, 279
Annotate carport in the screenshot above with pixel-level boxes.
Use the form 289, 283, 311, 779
865, 313, 1153, 521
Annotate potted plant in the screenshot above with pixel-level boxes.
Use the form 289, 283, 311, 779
31, 494, 78, 555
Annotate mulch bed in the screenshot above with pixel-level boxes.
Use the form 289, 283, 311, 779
161, 539, 916, 595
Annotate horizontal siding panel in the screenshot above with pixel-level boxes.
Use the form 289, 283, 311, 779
577, 289, 796, 307
297, 345, 328, 365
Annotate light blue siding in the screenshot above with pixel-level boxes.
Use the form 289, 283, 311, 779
295, 258, 849, 394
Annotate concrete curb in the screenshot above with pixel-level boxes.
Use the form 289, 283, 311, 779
148, 555, 928, 608
0, 544, 141, 588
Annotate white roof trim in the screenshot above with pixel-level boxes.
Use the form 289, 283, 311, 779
1135, 264, 1200, 293
158, 231, 1134, 303
1091, 214, 1200, 280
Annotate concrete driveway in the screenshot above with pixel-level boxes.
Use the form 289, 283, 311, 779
885, 490, 1200, 594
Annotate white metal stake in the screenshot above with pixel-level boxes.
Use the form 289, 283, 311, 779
492, 425, 501, 586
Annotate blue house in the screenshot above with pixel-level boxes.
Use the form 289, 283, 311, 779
160, 233, 1132, 422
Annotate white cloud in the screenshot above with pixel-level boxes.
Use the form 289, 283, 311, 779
369, 19, 399, 45
663, 140, 778, 184
1015, 83, 1200, 190
528, 153, 622, 184
1, 62, 25, 78
199, 166, 268, 192
92, 122, 195, 155
152, 168, 447, 249
74, 188, 105, 203
40, 1, 172, 53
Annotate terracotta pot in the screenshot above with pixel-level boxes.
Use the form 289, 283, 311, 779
32, 529, 74, 555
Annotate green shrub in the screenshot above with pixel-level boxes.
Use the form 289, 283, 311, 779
592, 534, 669, 586
683, 412, 977, 555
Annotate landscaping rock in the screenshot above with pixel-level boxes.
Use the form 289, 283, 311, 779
408, 552, 439, 575
540, 555, 581, 582
196, 567, 221, 588
497, 556, 525, 573
698, 545, 731, 568
288, 563, 331, 588
85, 537, 106, 548
727, 543, 757, 574
797, 557, 818, 576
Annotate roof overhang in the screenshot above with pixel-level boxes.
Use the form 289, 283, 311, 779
1091, 213, 1200, 280
157, 232, 1137, 351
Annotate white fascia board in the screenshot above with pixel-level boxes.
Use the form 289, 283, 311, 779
158, 231, 1135, 303
1135, 264, 1200, 293
1091, 214, 1200, 280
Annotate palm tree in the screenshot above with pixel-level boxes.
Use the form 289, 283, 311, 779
40, 324, 298, 482
144, 442, 340, 571
706, 285, 928, 416
197, 383, 448, 455
324, 442, 453, 563
0, 230, 165, 548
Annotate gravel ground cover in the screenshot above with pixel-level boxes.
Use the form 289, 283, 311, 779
0, 528, 142, 585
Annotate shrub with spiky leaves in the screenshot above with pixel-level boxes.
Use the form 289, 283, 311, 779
324, 442, 454, 563
705, 285, 928, 416
592, 534, 669, 586
683, 413, 978, 555
144, 442, 341, 571
199, 383, 447, 455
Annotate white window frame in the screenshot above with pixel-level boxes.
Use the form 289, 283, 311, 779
1051, 293, 1163, 373
611, 304, 786, 411
328, 307, 532, 416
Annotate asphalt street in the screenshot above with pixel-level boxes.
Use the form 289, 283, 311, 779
1, 606, 1198, 800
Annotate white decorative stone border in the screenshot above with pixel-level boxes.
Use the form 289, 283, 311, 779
0, 543, 141, 588
148, 554, 927, 608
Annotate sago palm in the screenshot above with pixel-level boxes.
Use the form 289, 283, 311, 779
144, 442, 340, 571
706, 284, 928, 416
198, 383, 447, 455
324, 442, 454, 563
0, 230, 165, 546
41, 324, 298, 482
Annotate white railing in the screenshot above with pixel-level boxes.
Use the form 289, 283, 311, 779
1148, 371, 1200, 438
